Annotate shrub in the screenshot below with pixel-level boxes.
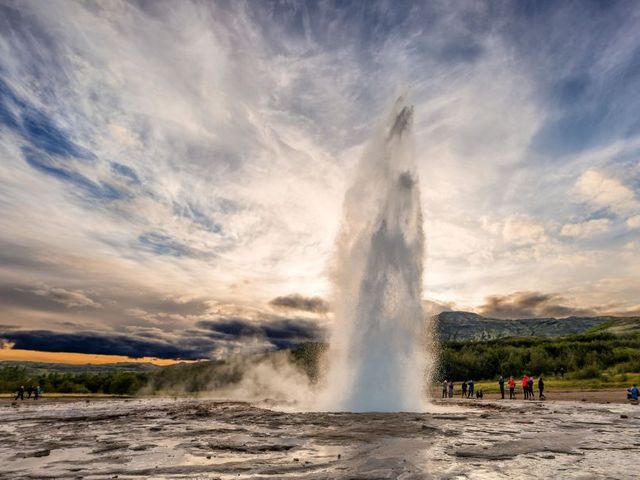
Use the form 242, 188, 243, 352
568, 365, 602, 380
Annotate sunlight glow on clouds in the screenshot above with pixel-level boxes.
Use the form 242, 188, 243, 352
1, 0, 640, 358
627, 215, 640, 230
560, 218, 611, 239
502, 216, 547, 246
575, 169, 639, 215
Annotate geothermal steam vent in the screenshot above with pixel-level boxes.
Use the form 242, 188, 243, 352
321, 96, 429, 412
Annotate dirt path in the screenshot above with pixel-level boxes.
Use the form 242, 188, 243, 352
445, 389, 637, 404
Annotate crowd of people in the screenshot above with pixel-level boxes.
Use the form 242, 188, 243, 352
14, 385, 42, 401
441, 374, 545, 400
441, 375, 640, 403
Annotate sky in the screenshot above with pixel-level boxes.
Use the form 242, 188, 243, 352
1, 0, 640, 361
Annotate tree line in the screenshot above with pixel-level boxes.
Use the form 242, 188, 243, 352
0, 365, 148, 396
438, 332, 640, 381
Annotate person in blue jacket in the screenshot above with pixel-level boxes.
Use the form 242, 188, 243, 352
627, 384, 639, 401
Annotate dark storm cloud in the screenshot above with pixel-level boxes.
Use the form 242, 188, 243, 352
477, 291, 596, 319
0, 329, 212, 360
197, 316, 325, 349
0, 314, 325, 359
269, 294, 329, 313
0, 279, 325, 357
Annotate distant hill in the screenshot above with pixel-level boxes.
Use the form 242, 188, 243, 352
588, 316, 640, 335
434, 311, 640, 342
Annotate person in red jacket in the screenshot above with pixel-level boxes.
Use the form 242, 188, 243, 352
522, 375, 529, 399
508, 376, 516, 399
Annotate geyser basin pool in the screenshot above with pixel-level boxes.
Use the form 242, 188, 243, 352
321, 95, 431, 412
2, 398, 638, 479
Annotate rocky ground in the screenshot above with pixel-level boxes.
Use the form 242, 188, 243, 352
1, 397, 639, 479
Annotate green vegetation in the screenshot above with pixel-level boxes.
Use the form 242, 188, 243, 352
145, 359, 241, 393
0, 365, 147, 395
439, 330, 640, 383
0, 347, 324, 396
471, 374, 640, 394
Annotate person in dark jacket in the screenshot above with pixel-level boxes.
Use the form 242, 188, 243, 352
498, 375, 505, 399
528, 376, 535, 400
538, 376, 545, 399
15, 385, 25, 401
461, 380, 467, 398
467, 379, 475, 398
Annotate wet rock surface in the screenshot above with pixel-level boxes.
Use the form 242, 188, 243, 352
1, 398, 638, 479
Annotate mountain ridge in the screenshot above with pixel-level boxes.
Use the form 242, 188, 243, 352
434, 310, 637, 341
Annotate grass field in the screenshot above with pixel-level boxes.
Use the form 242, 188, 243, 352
459, 373, 640, 394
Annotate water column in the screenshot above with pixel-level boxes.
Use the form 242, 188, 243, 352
321, 96, 430, 412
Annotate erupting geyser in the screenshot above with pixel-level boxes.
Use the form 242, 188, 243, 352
321, 95, 430, 412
